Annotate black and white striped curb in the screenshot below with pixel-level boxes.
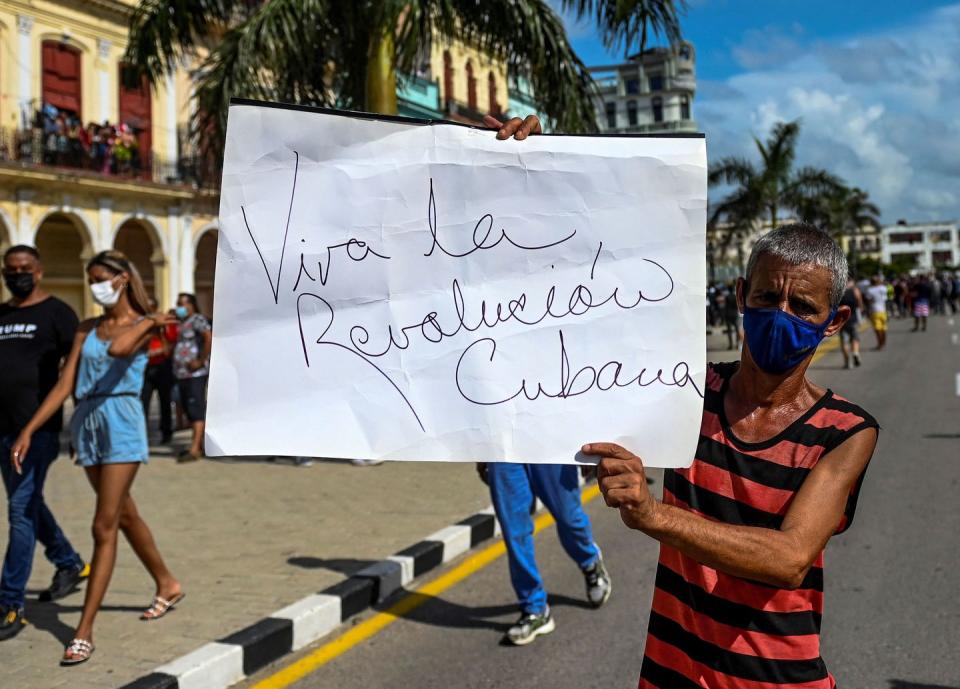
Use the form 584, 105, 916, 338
119, 474, 590, 689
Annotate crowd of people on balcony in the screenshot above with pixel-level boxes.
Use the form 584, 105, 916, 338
10, 103, 148, 177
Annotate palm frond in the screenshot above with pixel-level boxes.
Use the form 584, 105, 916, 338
760, 120, 799, 184
784, 166, 844, 200
708, 156, 757, 187
561, 0, 686, 55
191, 0, 341, 157
125, 0, 252, 84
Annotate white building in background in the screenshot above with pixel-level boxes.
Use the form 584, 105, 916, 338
881, 221, 959, 271
590, 41, 697, 134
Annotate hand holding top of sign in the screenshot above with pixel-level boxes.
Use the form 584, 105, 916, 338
482, 114, 542, 140
585, 442, 660, 531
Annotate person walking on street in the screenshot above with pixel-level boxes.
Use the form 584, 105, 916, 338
477, 460, 612, 645
839, 276, 863, 368
950, 273, 959, 315
10, 250, 183, 665
140, 297, 176, 443
911, 275, 931, 332
0, 246, 89, 641
865, 275, 889, 350
585, 223, 878, 689
930, 275, 942, 315
721, 283, 742, 351
475, 114, 612, 647
172, 293, 211, 462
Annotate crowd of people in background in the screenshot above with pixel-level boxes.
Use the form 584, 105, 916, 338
706, 282, 744, 351
5, 103, 148, 176
888, 273, 960, 323
708, 270, 960, 367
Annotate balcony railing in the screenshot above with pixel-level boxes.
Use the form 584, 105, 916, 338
0, 127, 221, 190
623, 119, 699, 134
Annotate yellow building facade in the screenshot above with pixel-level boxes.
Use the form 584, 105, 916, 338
0, 0, 219, 318
431, 37, 509, 121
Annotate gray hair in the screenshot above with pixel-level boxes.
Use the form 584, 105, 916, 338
745, 223, 848, 308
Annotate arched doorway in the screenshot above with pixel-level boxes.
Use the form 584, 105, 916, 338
33, 212, 93, 317
113, 219, 163, 304
194, 229, 218, 319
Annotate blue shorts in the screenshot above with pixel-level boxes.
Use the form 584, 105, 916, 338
70, 396, 149, 466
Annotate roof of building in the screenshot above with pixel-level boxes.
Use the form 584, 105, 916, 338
883, 220, 958, 229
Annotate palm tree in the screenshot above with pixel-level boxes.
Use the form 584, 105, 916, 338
798, 185, 881, 277
708, 121, 844, 259
124, 0, 684, 157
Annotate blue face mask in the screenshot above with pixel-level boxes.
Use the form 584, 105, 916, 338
743, 307, 836, 374
175, 306, 189, 319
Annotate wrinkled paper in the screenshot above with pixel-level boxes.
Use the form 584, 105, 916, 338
206, 101, 707, 466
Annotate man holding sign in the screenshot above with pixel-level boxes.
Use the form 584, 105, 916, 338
585, 223, 879, 689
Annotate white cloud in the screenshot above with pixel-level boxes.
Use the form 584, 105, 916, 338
731, 23, 806, 70
914, 189, 957, 210
700, 4, 960, 223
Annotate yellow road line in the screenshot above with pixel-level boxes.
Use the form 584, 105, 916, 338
251, 484, 602, 689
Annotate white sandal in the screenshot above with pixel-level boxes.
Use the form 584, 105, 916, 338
141, 591, 186, 620
61, 638, 94, 666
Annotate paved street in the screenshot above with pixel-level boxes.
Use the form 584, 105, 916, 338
240, 315, 960, 689
1, 316, 957, 688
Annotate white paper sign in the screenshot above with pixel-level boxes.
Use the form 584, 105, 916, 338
206, 101, 707, 466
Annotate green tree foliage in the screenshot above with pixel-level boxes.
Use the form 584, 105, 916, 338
124, 0, 684, 157
707, 120, 876, 262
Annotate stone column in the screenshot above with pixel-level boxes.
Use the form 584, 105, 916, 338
15, 189, 35, 246
159, 211, 176, 311
17, 15, 34, 127
179, 211, 195, 295
165, 72, 179, 173
97, 198, 114, 251
169, 206, 192, 300
97, 39, 112, 123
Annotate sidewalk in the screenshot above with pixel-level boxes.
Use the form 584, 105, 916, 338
0, 428, 491, 688
1, 327, 742, 689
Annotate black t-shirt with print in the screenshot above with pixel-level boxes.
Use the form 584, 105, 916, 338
0, 297, 78, 435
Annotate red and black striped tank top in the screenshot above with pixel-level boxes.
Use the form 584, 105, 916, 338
639, 362, 878, 689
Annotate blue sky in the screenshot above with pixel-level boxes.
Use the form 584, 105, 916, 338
553, 1, 960, 223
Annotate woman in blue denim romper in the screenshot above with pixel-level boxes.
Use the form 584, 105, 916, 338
11, 251, 183, 666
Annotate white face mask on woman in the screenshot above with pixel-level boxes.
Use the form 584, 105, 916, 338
90, 278, 123, 307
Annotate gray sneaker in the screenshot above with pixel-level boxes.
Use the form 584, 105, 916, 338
583, 554, 612, 608
503, 607, 555, 646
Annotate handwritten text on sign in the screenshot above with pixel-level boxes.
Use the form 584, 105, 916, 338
205, 102, 707, 466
